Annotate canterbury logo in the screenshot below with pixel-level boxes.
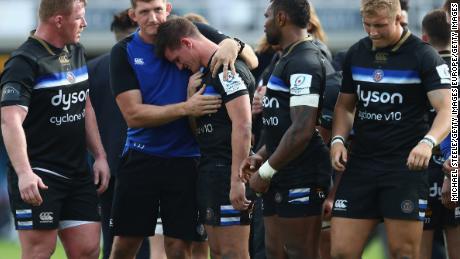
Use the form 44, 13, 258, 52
334, 200, 348, 209
39, 212, 53, 221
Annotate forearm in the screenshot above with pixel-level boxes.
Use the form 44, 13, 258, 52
85, 100, 106, 160
426, 108, 450, 144
122, 102, 188, 128
1, 120, 32, 175
331, 97, 355, 139
231, 122, 252, 182
240, 44, 258, 70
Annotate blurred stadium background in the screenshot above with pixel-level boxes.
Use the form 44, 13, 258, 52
0, 0, 449, 258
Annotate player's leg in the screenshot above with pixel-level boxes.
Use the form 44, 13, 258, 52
191, 241, 209, 259
18, 230, 58, 259
263, 216, 288, 259
278, 215, 322, 259
319, 223, 331, 259
206, 225, 250, 259
385, 219, 424, 258
420, 230, 434, 259
110, 150, 160, 259
444, 225, 460, 259
150, 217, 167, 259
59, 222, 101, 259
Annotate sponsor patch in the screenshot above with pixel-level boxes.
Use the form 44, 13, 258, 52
218, 72, 247, 95
290, 73, 312, 95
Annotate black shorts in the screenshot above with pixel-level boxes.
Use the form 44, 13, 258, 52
332, 162, 429, 221
111, 150, 204, 241
262, 183, 326, 218
424, 156, 460, 229
8, 167, 100, 230
196, 162, 253, 226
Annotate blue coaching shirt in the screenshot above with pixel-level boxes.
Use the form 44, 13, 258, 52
110, 31, 199, 157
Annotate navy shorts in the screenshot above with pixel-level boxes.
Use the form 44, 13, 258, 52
8, 167, 100, 230
111, 150, 205, 241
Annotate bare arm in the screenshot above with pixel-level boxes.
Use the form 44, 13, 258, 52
1, 106, 47, 205
85, 96, 110, 194
407, 89, 451, 170
227, 94, 252, 210
330, 93, 357, 172
267, 105, 318, 170
211, 39, 259, 78
116, 88, 221, 128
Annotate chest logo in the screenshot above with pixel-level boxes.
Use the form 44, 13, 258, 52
375, 52, 388, 63
373, 69, 384, 82
66, 72, 76, 83
134, 58, 145, 65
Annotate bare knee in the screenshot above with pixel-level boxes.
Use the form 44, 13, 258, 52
110, 237, 142, 259
22, 246, 55, 259
389, 243, 418, 259
67, 242, 100, 259
164, 238, 191, 259
330, 245, 358, 259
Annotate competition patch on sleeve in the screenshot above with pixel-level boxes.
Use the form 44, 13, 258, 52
290, 74, 312, 95
218, 72, 247, 95
436, 64, 451, 84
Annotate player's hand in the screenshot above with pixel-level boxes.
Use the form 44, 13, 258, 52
18, 171, 48, 206
322, 193, 335, 221
93, 157, 110, 194
185, 87, 222, 117
210, 38, 238, 79
407, 142, 432, 171
252, 86, 266, 116
330, 142, 347, 172
441, 176, 457, 209
187, 71, 203, 98
230, 179, 251, 211
249, 172, 270, 194
240, 154, 264, 183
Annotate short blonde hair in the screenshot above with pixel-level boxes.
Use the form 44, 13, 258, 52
39, 0, 87, 21
360, 0, 401, 19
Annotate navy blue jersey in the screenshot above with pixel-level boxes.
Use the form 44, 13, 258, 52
197, 59, 255, 165
0, 36, 89, 177
341, 30, 450, 170
262, 36, 331, 187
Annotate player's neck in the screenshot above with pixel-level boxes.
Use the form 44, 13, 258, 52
139, 30, 156, 44
280, 27, 308, 50
199, 37, 219, 69
34, 24, 66, 49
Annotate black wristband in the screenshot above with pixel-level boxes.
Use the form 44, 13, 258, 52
234, 37, 245, 56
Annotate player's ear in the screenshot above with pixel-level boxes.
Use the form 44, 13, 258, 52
276, 10, 287, 27
165, 2, 172, 15
128, 8, 136, 22
180, 38, 192, 48
54, 15, 64, 29
394, 13, 401, 26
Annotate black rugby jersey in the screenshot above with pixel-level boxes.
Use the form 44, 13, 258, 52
262, 36, 332, 186
197, 59, 255, 165
341, 30, 450, 168
0, 36, 89, 177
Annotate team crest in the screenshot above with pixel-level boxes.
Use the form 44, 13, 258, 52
206, 208, 214, 221
400, 200, 414, 214
66, 71, 76, 83
59, 53, 70, 65
274, 192, 283, 203
373, 69, 384, 82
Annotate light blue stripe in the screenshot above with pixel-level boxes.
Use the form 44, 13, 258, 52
267, 75, 289, 92
351, 66, 421, 84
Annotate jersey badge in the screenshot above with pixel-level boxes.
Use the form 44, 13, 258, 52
290, 73, 312, 95
373, 69, 384, 82
219, 72, 246, 95
400, 200, 414, 214
66, 71, 76, 83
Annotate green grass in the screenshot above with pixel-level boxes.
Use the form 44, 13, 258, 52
0, 239, 72, 259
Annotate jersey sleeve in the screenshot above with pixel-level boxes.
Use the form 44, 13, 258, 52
283, 50, 323, 108
110, 41, 140, 97
340, 46, 356, 94
212, 67, 249, 103
0, 55, 36, 107
419, 45, 451, 92
195, 22, 228, 44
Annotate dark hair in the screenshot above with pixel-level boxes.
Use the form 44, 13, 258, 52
422, 9, 450, 48
110, 9, 137, 32
399, 0, 409, 11
270, 0, 310, 28
155, 17, 199, 58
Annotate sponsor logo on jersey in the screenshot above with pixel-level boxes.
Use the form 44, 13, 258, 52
1, 85, 21, 101
39, 212, 54, 223
134, 58, 145, 65
429, 182, 442, 198
51, 89, 89, 111
375, 52, 388, 63
356, 84, 403, 107
334, 199, 348, 210
218, 72, 246, 95
262, 96, 280, 109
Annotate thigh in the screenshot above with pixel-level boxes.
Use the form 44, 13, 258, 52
264, 216, 288, 259
111, 150, 160, 236
277, 215, 322, 258
444, 226, 460, 259
330, 217, 378, 257
384, 218, 424, 255
420, 230, 434, 259
58, 222, 101, 257
206, 225, 250, 253
18, 229, 58, 257
160, 157, 202, 241
8, 168, 68, 230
